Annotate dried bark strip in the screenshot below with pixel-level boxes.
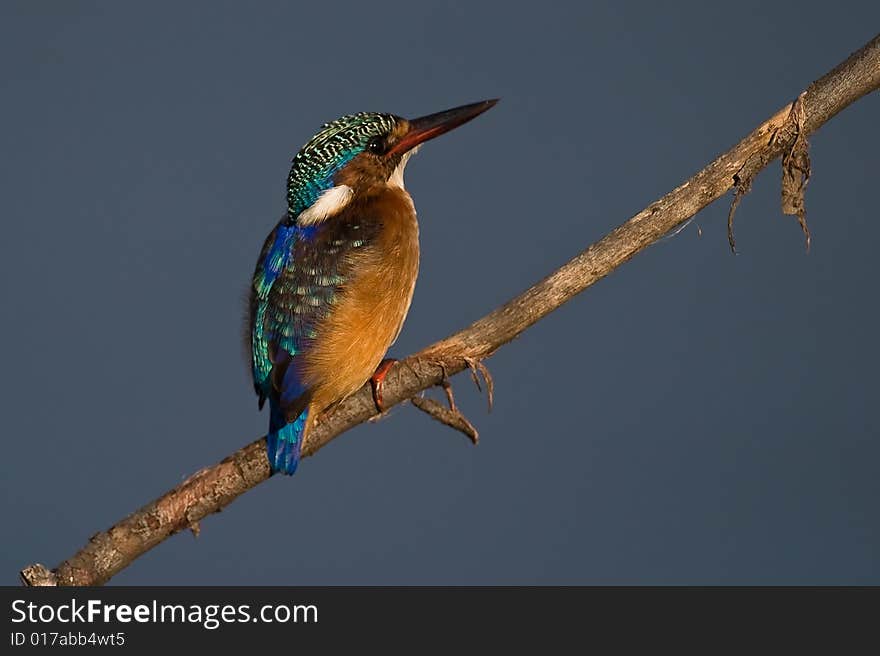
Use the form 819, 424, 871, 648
21, 33, 880, 586
729, 93, 814, 252
779, 94, 812, 251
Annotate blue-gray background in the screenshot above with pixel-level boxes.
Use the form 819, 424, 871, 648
2, 1, 878, 585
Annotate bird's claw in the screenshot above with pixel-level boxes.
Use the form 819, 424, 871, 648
370, 358, 398, 413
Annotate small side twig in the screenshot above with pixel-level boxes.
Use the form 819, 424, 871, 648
410, 396, 479, 444
410, 360, 485, 443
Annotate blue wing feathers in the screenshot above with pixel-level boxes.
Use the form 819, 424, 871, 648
250, 221, 334, 475
250, 215, 377, 475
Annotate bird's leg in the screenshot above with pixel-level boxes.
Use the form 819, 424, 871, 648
370, 358, 398, 413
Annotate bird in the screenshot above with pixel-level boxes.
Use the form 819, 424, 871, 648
248, 99, 498, 475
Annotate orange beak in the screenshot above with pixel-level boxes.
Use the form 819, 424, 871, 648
386, 99, 499, 158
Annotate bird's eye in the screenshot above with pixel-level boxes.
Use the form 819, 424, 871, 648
366, 137, 385, 155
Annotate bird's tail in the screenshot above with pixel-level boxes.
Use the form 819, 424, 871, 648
267, 400, 307, 475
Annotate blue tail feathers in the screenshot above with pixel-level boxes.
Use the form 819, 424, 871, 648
267, 399, 307, 475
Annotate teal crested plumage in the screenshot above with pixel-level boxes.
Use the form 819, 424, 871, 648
286, 113, 400, 216
248, 100, 498, 475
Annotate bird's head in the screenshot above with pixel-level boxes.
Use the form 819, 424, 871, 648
287, 99, 498, 226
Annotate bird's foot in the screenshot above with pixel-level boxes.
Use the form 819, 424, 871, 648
370, 358, 398, 413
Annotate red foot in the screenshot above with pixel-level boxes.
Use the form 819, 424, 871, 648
370, 358, 398, 413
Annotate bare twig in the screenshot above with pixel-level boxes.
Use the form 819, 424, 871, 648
20, 33, 880, 586
411, 396, 479, 444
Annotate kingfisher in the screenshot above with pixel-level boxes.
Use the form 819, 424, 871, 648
248, 99, 498, 475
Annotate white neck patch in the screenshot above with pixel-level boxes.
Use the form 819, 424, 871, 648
388, 147, 418, 190
296, 148, 419, 225
297, 184, 354, 226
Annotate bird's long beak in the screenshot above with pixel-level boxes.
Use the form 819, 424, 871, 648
386, 99, 499, 158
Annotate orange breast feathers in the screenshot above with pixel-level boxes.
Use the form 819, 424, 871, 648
301, 187, 420, 417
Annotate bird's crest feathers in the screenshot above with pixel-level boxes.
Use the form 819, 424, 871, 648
287, 112, 401, 218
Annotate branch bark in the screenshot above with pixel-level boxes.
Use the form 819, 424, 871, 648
21, 33, 880, 586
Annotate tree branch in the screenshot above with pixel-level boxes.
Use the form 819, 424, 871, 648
21, 33, 880, 586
